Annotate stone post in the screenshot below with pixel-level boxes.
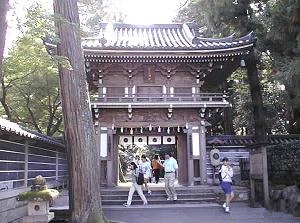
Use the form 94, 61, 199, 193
24, 140, 28, 188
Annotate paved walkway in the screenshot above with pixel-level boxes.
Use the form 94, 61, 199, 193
51, 187, 299, 223
103, 203, 300, 223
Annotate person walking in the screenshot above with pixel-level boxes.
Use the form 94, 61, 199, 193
219, 157, 234, 213
134, 155, 142, 166
123, 161, 148, 207
152, 154, 162, 184
163, 152, 178, 201
141, 154, 152, 195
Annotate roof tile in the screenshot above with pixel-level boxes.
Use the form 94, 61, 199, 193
82, 22, 255, 50
0, 118, 64, 147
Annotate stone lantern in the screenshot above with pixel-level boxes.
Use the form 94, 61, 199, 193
17, 175, 59, 223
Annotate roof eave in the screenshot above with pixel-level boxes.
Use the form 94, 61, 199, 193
83, 43, 255, 56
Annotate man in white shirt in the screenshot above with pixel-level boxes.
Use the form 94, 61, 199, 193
219, 157, 234, 213
163, 152, 178, 201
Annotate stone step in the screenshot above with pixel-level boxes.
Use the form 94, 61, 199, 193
102, 192, 216, 200
101, 188, 215, 195
102, 197, 217, 206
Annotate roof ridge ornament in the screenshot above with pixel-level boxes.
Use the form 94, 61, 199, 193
104, 23, 114, 46
182, 23, 195, 44
193, 33, 235, 44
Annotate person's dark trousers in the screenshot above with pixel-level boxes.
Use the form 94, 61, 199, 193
153, 169, 160, 183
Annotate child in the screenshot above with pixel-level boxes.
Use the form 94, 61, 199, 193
219, 157, 234, 213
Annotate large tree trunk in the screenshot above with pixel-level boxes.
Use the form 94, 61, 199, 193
287, 60, 300, 134
53, 1, 107, 222
0, 0, 9, 83
246, 50, 267, 142
223, 107, 234, 134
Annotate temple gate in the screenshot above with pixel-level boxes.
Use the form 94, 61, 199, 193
47, 22, 256, 186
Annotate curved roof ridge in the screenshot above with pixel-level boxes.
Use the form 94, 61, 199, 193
193, 33, 235, 43
99, 22, 186, 29
46, 22, 256, 52
0, 118, 64, 147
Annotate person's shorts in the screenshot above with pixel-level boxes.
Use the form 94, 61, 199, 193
221, 182, 233, 194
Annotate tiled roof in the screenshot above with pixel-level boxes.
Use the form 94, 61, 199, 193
0, 118, 64, 147
82, 22, 255, 51
207, 135, 300, 146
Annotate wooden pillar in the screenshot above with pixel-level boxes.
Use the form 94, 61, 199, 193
94, 126, 101, 185
106, 128, 115, 186
112, 131, 119, 186
249, 150, 255, 204
185, 126, 194, 186
56, 149, 59, 182
199, 121, 207, 184
24, 139, 28, 187
262, 146, 270, 208
177, 133, 188, 186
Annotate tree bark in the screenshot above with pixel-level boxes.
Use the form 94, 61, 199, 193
0, 0, 9, 83
118, 160, 126, 183
223, 107, 234, 134
246, 50, 267, 142
53, 1, 107, 222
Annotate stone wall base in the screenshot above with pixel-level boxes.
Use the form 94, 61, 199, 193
21, 213, 54, 223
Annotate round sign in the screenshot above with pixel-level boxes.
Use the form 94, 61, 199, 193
34, 205, 40, 211
213, 153, 220, 160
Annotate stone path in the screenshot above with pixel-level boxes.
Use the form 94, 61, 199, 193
103, 202, 300, 223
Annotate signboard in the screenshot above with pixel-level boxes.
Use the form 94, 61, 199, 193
148, 136, 161, 145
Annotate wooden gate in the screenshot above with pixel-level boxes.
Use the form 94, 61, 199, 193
249, 146, 270, 208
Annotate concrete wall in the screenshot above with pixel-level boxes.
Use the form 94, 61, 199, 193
0, 195, 27, 223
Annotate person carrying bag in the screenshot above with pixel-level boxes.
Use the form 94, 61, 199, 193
123, 161, 148, 207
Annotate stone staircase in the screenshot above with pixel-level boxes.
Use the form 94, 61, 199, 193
100, 184, 250, 206
50, 185, 249, 221
101, 186, 218, 206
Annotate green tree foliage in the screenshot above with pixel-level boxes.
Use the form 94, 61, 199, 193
1, 4, 62, 136
177, 0, 299, 134
78, 0, 125, 32
229, 65, 289, 135
176, 0, 264, 36
261, 0, 300, 133
118, 144, 148, 181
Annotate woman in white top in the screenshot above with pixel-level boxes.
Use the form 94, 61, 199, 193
141, 154, 152, 195
123, 161, 148, 207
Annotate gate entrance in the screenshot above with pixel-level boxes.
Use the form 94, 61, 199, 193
118, 135, 178, 184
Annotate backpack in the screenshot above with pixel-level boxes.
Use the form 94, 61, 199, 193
137, 172, 144, 185
218, 171, 223, 183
